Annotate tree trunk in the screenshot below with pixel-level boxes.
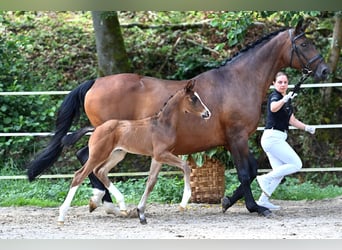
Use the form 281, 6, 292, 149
322, 12, 342, 103
328, 12, 342, 79
91, 11, 131, 76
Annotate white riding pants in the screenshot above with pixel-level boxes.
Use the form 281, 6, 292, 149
261, 129, 302, 187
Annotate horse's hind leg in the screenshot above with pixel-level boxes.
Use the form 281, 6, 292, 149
94, 149, 128, 216
76, 146, 113, 213
137, 158, 162, 224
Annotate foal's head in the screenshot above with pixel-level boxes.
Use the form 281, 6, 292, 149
179, 79, 211, 120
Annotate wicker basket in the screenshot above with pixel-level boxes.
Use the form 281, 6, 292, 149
188, 156, 226, 204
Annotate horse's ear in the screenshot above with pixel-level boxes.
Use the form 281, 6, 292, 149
294, 17, 308, 35
185, 79, 195, 92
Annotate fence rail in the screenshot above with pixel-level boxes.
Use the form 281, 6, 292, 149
1, 82, 341, 179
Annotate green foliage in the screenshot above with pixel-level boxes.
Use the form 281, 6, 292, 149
182, 147, 233, 168
0, 178, 92, 206
273, 177, 342, 200
0, 11, 96, 169
224, 173, 342, 201
115, 175, 184, 204
210, 11, 254, 47
1, 174, 341, 207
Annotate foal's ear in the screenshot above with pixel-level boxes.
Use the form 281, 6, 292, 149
185, 79, 195, 93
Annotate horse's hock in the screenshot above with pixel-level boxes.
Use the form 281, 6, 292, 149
189, 156, 226, 204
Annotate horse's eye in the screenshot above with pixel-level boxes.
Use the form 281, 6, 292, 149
301, 43, 307, 47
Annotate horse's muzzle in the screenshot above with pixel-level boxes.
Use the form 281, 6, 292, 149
315, 63, 330, 81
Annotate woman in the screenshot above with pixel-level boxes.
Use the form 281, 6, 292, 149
256, 71, 316, 210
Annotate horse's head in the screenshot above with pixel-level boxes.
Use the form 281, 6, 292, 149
182, 79, 211, 120
288, 18, 330, 81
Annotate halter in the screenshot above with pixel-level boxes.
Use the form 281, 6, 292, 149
288, 29, 323, 95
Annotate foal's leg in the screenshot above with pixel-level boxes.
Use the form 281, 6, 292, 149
76, 146, 113, 212
93, 149, 128, 216
58, 166, 93, 224
137, 158, 162, 224
155, 153, 192, 209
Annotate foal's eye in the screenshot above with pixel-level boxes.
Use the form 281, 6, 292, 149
190, 96, 198, 103
301, 42, 307, 47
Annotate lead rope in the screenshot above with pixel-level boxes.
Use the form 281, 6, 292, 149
291, 68, 312, 96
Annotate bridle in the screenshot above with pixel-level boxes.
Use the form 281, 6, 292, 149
288, 29, 323, 95
289, 29, 323, 75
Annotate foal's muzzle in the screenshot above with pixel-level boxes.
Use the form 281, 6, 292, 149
202, 110, 211, 119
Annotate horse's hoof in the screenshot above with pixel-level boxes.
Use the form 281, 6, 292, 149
221, 196, 231, 213
259, 208, 273, 217
89, 199, 98, 213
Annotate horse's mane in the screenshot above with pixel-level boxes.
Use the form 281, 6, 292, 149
220, 27, 288, 67
153, 92, 177, 117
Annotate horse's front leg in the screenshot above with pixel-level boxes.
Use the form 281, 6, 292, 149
222, 150, 258, 211
137, 158, 162, 224
224, 140, 271, 217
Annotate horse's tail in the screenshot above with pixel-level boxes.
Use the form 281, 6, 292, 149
62, 126, 95, 147
26, 79, 96, 181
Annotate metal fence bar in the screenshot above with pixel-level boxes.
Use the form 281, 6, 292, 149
1, 124, 341, 137
2, 167, 342, 180
0, 91, 70, 96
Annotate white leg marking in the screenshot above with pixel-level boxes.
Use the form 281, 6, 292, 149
180, 165, 192, 208
58, 185, 79, 222
107, 182, 126, 211
90, 188, 105, 207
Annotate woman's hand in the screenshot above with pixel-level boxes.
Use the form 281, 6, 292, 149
305, 125, 316, 134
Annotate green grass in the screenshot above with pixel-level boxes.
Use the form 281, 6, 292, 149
1, 174, 341, 207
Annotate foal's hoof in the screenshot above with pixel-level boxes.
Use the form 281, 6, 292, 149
140, 218, 147, 225
57, 221, 64, 226
89, 199, 98, 213
137, 208, 147, 225
178, 205, 186, 212
127, 208, 139, 218
119, 210, 129, 217
221, 196, 232, 213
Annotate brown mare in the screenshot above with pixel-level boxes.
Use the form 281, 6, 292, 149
57, 80, 211, 224
27, 19, 329, 219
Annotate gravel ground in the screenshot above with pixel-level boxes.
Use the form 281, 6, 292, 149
1, 196, 341, 239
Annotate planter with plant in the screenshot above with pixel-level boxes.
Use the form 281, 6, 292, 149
182, 147, 230, 204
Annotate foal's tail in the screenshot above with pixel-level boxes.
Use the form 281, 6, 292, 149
26, 79, 96, 181
61, 126, 95, 147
